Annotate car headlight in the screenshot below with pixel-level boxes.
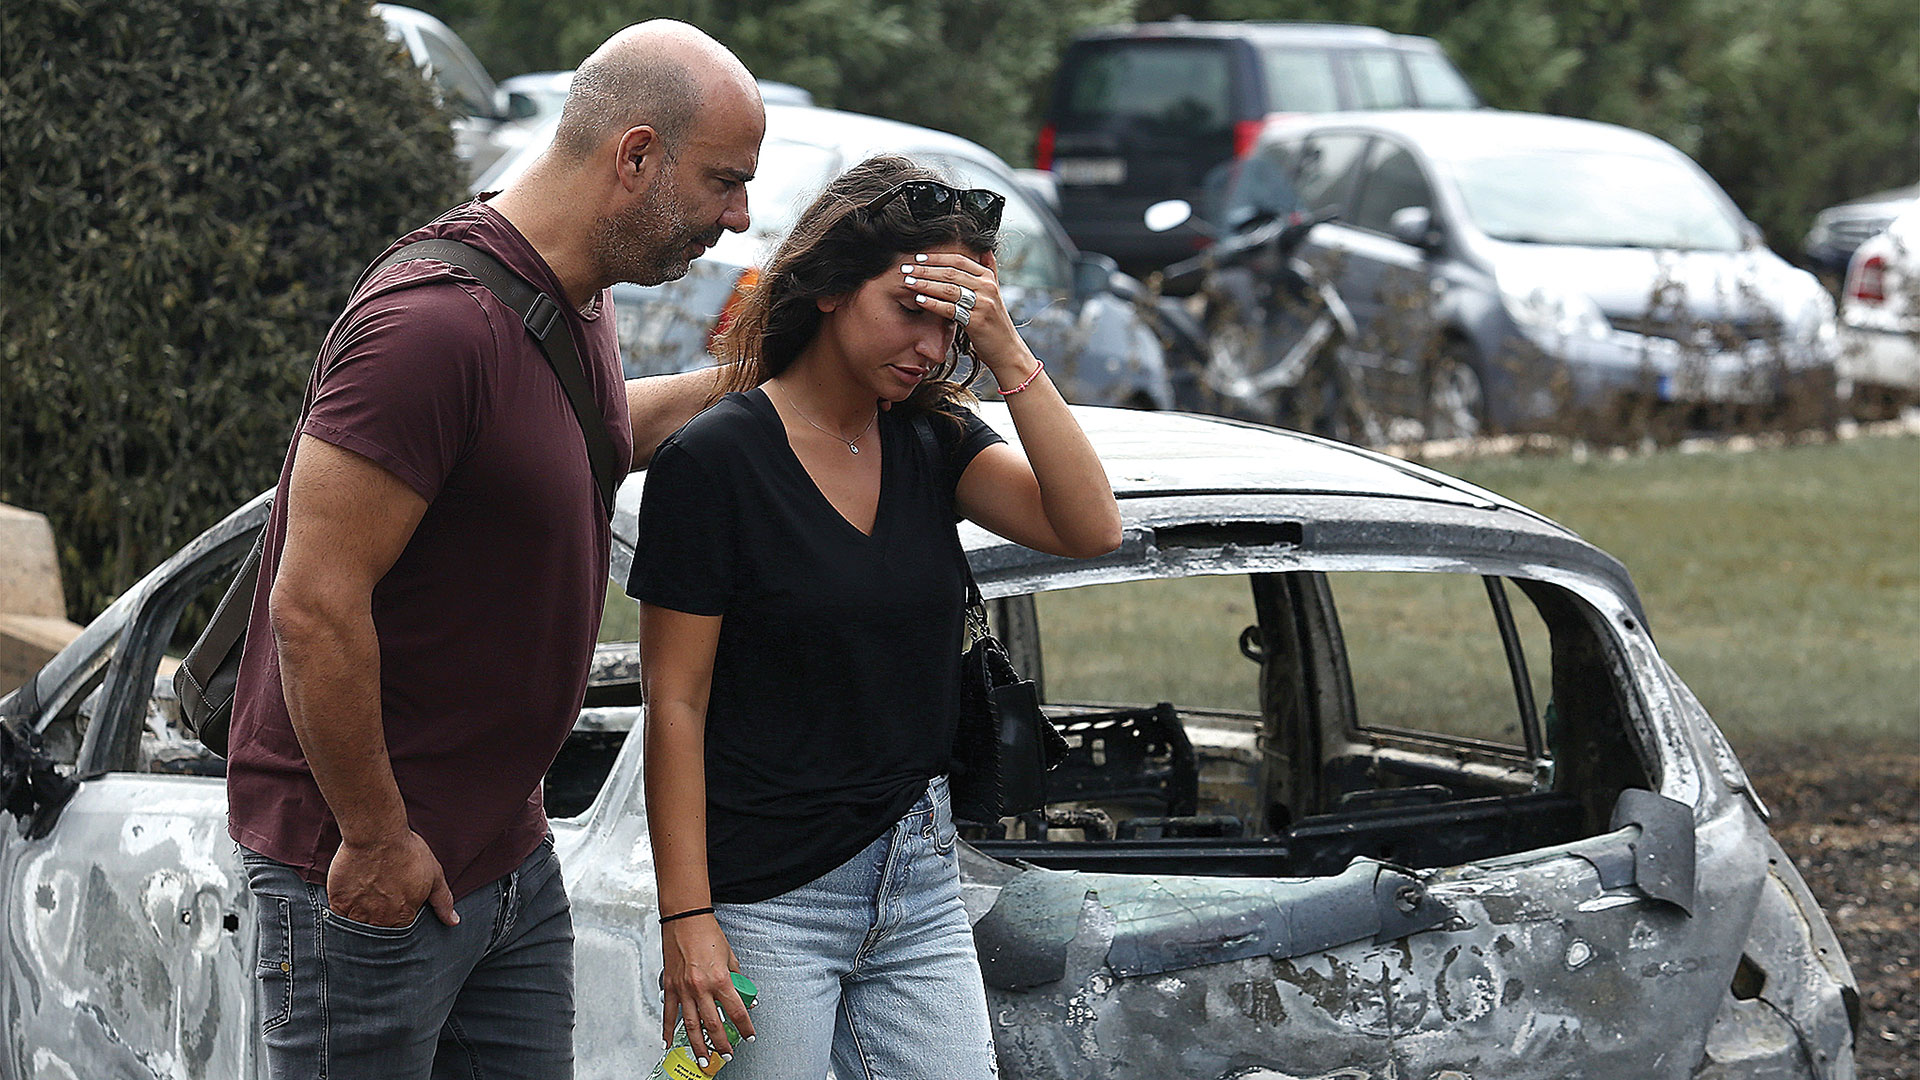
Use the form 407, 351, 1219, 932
1498, 274, 1611, 343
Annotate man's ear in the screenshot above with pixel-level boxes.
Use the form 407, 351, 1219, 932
816, 293, 847, 313
616, 125, 663, 191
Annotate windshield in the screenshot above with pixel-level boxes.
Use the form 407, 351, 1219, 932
1060, 41, 1234, 138
731, 139, 845, 241
1450, 148, 1746, 251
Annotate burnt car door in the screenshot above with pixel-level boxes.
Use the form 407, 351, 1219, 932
0, 502, 261, 1080
956, 539, 1815, 1079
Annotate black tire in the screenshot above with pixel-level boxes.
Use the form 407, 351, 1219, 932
1423, 342, 1490, 442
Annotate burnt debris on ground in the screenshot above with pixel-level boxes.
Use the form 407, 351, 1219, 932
1744, 747, 1920, 1079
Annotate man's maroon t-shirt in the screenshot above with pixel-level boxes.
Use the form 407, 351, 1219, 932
226, 199, 633, 900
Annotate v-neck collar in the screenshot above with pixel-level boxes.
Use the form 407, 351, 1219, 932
746, 387, 890, 541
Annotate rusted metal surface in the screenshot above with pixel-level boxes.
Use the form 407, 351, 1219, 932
0, 410, 1855, 1078
965, 803, 1844, 1079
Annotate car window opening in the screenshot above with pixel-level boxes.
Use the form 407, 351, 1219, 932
941, 568, 1652, 876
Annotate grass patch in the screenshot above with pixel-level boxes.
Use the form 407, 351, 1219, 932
600, 588, 638, 643
1444, 436, 1920, 748
1035, 576, 1262, 714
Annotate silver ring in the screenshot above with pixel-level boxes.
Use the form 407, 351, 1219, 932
955, 286, 977, 312
953, 303, 972, 329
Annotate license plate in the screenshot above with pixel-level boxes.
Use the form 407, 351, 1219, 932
1054, 157, 1126, 185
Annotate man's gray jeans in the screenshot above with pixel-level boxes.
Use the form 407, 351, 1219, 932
238, 836, 574, 1080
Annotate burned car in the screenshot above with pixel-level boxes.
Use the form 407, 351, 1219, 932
0, 408, 1858, 1078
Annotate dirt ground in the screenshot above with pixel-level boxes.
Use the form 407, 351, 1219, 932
1742, 747, 1920, 1079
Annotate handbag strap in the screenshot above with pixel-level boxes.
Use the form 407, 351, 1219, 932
357, 237, 619, 521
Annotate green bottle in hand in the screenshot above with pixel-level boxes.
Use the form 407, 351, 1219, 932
649, 972, 759, 1079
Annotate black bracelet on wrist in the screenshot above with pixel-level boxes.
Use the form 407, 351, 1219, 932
658, 906, 716, 925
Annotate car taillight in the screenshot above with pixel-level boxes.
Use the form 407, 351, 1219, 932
1846, 254, 1887, 304
1232, 119, 1263, 159
708, 266, 761, 354
1035, 124, 1056, 171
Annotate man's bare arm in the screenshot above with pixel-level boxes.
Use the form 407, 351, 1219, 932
269, 435, 458, 927
625, 366, 734, 470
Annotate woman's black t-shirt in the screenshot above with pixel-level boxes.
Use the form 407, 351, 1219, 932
627, 388, 1003, 903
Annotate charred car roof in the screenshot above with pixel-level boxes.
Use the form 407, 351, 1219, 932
613, 404, 1644, 621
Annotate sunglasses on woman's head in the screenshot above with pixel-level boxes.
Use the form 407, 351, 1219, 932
862, 180, 1005, 232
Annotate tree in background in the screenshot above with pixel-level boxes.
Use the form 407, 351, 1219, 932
0, 0, 468, 619
423, 0, 1916, 251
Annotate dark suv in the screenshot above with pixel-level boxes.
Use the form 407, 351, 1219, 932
1040, 21, 1478, 275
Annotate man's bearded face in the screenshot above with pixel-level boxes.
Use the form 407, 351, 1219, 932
591, 165, 723, 287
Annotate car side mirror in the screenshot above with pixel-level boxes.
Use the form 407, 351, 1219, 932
1145, 199, 1194, 234
1146, 199, 1220, 241
1073, 252, 1120, 301
1389, 206, 1441, 250
503, 91, 540, 122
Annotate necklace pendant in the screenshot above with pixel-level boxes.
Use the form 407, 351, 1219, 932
848, 443, 860, 454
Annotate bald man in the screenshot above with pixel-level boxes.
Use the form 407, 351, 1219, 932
225, 21, 763, 1080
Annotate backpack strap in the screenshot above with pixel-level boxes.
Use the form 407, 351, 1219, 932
363, 238, 619, 521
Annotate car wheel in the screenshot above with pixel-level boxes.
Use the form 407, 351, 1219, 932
1425, 345, 1488, 441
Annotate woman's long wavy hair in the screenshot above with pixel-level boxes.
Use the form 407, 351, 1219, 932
711, 155, 1000, 414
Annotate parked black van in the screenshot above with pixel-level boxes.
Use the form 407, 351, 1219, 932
1039, 22, 1478, 275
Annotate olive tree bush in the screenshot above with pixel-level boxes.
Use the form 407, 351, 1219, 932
0, 0, 467, 618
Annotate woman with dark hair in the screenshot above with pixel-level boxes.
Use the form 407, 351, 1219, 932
626, 153, 1121, 1079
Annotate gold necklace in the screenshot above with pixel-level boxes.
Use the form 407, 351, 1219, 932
775, 383, 877, 455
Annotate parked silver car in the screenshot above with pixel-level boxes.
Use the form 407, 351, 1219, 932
475, 103, 1186, 410
1837, 199, 1920, 415
373, 4, 534, 181
1804, 183, 1919, 275
0, 407, 1856, 1078
1198, 111, 1840, 435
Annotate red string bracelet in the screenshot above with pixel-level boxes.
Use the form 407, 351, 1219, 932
998, 359, 1045, 396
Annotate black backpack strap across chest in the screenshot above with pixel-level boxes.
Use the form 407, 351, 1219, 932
363, 238, 619, 521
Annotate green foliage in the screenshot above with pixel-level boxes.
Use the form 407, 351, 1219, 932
418, 0, 1131, 166
0, 0, 468, 619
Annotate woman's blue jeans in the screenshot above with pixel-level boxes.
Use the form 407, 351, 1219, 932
714, 775, 997, 1080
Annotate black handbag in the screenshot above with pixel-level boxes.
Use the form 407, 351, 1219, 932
909, 412, 1067, 825
949, 574, 1069, 825
175, 236, 620, 757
